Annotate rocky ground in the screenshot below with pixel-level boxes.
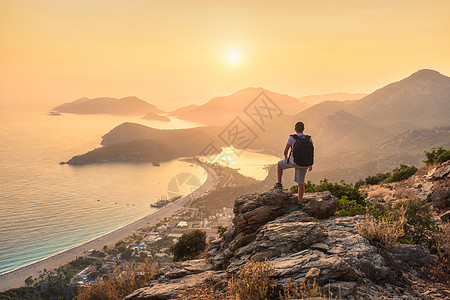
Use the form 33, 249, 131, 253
365, 161, 450, 222
125, 162, 450, 300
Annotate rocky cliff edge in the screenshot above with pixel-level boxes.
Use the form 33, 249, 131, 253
125, 188, 445, 299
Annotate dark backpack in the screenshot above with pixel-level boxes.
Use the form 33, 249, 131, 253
289, 134, 314, 166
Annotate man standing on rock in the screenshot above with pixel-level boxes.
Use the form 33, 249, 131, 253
274, 121, 314, 206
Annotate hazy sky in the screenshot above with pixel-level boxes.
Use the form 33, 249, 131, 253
1, 0, 449, 110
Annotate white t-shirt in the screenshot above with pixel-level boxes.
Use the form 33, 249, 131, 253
287, 133, 313, 164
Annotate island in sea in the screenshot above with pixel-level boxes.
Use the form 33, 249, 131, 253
53, 96, 165, 116
141, 111, 170, 122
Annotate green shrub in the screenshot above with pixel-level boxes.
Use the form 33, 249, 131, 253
368, 199, 437, 249
437, 150, 450, 164
292, 179, 365, 205
89, 250, 106, 258
368, 202, 390, 220
364, 172, 391, 185
382, 165, 417, 184
0, 287, 41, 299
424, 147, 450, 166
121, 248, 133, 260
335, 196, 367, 216
217, 225, 228, 237
392, 199, 437, 247
170, 230, 206, 261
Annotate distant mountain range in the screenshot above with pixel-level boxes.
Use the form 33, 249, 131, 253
64, 69, 450, 183
54, 96, 165, 115
174, 87, 311, 125
168, 104, 200, 118
297, 93, 367, 105
350, 69, 450, 127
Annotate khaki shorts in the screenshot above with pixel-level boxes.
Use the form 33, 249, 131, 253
278, 158, 308, 184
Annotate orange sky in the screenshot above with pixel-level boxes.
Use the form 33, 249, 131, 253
1, 0, 449, 110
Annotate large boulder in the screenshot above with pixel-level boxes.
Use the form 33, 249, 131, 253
207, 190, 338, 270
388, 244, 433, 272
124, 260, 228, 300
430, 178, 450, 209
124, 270, 228, 300
226, 211, 325, 273
303, 191, 339, 219
419, 161, 450, 208
432, 161, 450, 180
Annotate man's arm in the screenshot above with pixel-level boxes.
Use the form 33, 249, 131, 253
283, 144, 291, 159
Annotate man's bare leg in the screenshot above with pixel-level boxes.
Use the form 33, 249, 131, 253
298, 184, 305, 204
277, 163, 283, 183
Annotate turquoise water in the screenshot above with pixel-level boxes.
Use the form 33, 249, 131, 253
0, 109, 207, 274
205, 147, 280, 180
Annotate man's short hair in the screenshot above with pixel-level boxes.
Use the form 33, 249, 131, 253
295, 122, 304, 132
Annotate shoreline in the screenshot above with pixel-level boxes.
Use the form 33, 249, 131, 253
0, 160, 217, 292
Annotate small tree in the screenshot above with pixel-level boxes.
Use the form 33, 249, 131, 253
121, 248, 133, 260
25, 276, 33, 286
171, 230, 207, 261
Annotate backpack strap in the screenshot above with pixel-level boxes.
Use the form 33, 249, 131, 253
288, 135, 299, 162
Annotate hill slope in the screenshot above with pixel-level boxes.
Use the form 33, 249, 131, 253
350, 69, 450, 127
297, 92, 367, 105
176, 87, 310, 125
54, 96, 165, 115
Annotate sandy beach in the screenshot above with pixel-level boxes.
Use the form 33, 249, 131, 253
0, 162, 218, 292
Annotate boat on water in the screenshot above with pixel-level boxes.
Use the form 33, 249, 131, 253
150, 195, 182, 208
48, 111, 62, 116
150, 199, 169, 208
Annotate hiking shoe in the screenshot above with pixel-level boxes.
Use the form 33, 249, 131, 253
273, 183, 283, 190
297, 203, 305, 209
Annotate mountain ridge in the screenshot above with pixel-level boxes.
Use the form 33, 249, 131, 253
54, 96, 165, 115
176, 87, 311, 125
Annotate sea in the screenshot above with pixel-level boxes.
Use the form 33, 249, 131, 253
0, 108, 279, 275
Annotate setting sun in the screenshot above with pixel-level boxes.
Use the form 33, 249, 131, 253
228, 51, 241, 65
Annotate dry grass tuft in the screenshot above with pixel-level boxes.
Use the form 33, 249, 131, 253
423, 222, 450, 286
357, 207, 407, 247
368, 188, 392, 201
77, 259, 155, 300
279, 278, 334, 299
392, 188, 417, 200
405, 176, 416, 188
228, 260, 275, 300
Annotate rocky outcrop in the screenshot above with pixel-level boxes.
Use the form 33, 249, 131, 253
389, 244, 433, 272
125, 260, 228, 300
417, 161, 450, 209
303, 191, 340, 218
208, 190, 338, 270
127, 189, 441, 299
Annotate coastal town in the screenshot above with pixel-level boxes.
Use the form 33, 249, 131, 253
72, 205, 234, 288
0, 160, 255, 294
14, 203, 234, 292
